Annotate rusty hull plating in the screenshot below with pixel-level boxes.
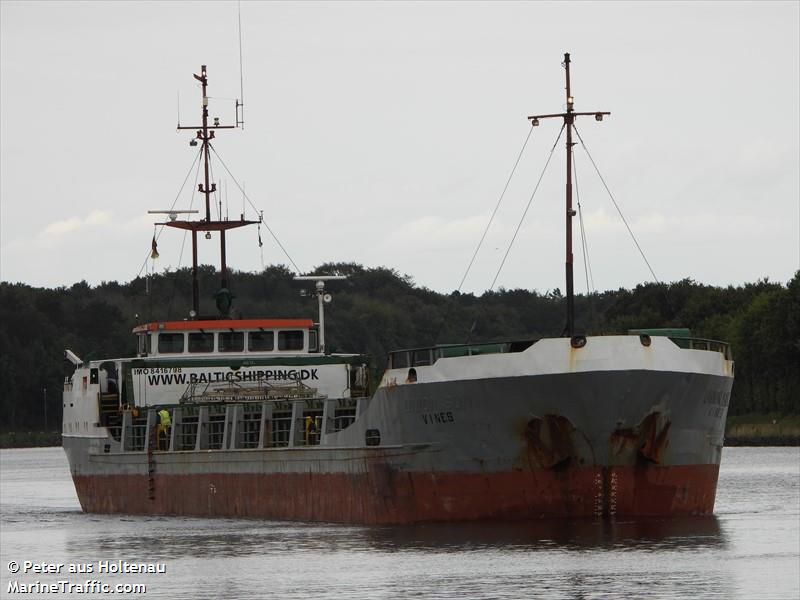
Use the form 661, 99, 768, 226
69, 465, 720, 523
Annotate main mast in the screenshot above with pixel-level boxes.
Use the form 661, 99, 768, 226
528, 53, 609, 337
166, 65, 258, 317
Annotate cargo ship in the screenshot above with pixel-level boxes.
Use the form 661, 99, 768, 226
62, 56, 733, 524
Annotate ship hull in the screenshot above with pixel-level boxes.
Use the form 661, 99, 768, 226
63, 357, 732, 523
69, 463, 719, 523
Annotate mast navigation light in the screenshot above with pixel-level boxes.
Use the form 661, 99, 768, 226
532, 118, 540, 127
293, 275, 348, 355
205, 231, 212, 240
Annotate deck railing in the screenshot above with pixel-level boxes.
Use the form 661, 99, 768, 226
666, 336, 732, 360
388, 334, 732, 369
389, 339, 538, 369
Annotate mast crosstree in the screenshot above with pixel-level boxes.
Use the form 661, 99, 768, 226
528, 53, 609, 338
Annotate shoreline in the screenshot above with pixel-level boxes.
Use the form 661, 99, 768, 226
0, 431, 61, 449
723, 436, 799, 447
724, 414, 800, 447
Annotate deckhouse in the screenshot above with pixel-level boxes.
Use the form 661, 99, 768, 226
133, 318, 319, 357
63, 314, 371, 453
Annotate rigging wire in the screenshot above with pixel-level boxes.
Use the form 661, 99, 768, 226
136, 147, 203, 279
573, 125, 662, 286
209, 158, 220, 221
166, 153, 203, 318
434, 124, 535, 344
209, 143, 302, 273
178, 156, 203, 268
456, 123, 535, 292
489, 123, 565, 291
573, 152, 596, 328
573, 153, 595, 294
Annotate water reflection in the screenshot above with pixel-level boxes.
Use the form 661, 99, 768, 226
362, 516, 727, 552
54, 516, 734, 600
60, 514, 726, 562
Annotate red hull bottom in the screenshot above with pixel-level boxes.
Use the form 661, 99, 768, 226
72, 464, 719, 524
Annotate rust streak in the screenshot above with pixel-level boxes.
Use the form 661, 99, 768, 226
525, 415, 576, 470
611, 411, 671, 464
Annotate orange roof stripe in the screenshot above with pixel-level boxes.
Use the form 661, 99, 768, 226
132, 318, 314, 333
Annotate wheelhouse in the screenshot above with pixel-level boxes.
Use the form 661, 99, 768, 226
132, 319, 319, 357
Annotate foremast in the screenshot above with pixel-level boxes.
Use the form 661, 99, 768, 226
167, 65, 259, 317
528, 53, 610, 337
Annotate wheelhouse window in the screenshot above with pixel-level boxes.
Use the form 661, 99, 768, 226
308, 330, 319, 353
248, 331, 274, 352
158, 333, 184, 354
278, 330, 305, 351
188, 332, 214, 353
219, 331, 244, 353
137, 333, 151, 356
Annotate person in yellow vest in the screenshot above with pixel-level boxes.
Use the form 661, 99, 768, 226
304, 415, 320, 446
156, 408, 171, 450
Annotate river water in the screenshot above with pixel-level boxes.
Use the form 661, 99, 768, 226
0, 447, 797, 599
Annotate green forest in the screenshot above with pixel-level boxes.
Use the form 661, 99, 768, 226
1, 264, 798, 432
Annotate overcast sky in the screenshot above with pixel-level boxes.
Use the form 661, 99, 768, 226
1, 1, 798, 296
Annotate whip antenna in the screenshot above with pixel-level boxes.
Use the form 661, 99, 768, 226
236, 0, 245, 129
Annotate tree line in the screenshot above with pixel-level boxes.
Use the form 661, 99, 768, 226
1, 264, 797, 431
